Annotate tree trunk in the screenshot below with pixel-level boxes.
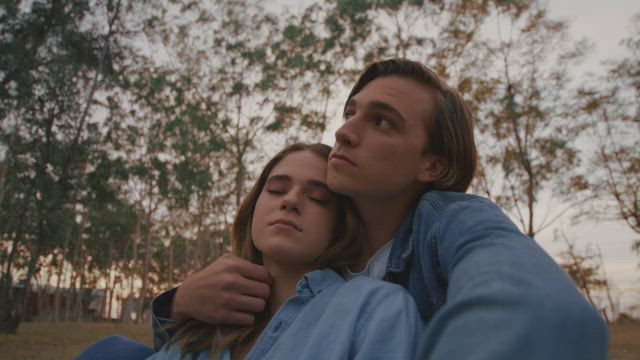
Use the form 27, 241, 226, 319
113, 271, 123, 323
72, 213, 87, 322
41, 269, 53, 322
107, 266, 116, 321
65, 240, 81, 322
0, 187, 31, 334
35, 274, 45, 322
124, 219, 140, 324
53, 228, 71, 322
74, 254, 86, 322
18, 214, 48, 326
168, 241, 173, 286
137, 212, 153, 324
596, 246, 617, 322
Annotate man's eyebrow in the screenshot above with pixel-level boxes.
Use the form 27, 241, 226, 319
345, 98, 406, 123
369, 100, 405, 122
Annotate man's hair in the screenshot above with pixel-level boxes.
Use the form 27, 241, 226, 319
347, 58, 478, 192
167, 143, 364, 358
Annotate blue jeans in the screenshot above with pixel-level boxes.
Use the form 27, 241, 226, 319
75, 335, 155, 360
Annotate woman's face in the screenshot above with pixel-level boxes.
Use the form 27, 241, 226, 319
252, 150, 338, 269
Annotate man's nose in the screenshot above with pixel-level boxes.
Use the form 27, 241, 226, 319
335, 117, 360, 147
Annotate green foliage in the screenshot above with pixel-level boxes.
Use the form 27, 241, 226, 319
2, 0, 635, 326
0, 0, 123, 330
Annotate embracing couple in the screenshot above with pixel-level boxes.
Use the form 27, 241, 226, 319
77, 59, 607, 360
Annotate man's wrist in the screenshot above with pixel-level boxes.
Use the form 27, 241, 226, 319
152, 287, 179, 320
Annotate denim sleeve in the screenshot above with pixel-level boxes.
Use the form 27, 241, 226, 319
353, 287, 426, 360
151, 287, 178, 351
418, 200, 608, 359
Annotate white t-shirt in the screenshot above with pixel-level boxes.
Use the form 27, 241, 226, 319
345, 240, 394, 280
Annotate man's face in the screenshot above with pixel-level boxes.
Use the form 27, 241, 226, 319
327, 76, 436, 200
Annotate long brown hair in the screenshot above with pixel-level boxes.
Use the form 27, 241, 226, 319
166, 143, 363, 358
347, 58, 478, 192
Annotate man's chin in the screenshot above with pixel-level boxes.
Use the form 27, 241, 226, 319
326, 175, 357, 197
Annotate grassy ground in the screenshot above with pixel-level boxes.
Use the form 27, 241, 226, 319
1, 321, 639, 359
0, 322, 152, 360
609, 322, 640, 360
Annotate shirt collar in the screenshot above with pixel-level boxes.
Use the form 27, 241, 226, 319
297, 268, 345, 297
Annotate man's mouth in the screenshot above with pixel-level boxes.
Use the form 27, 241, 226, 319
330, 152, 357, 166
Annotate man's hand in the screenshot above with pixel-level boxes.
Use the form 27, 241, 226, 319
172, 254, 271, 326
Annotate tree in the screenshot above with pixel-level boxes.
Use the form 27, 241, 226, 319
0, 0, 121, 333
577, 14, 640, 254
555, 229, 617, 322
472, 4, 592, 238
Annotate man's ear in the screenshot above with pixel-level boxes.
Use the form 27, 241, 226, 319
417, 154, 447, 184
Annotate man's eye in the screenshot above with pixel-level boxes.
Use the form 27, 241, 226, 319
374, 117, 393, 129
266, 189, 285, 195
343, 111, 354, 121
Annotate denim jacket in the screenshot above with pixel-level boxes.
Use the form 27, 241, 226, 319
148, 269, 424, 360
391, 191, 608, 359
153, 191, 608, 359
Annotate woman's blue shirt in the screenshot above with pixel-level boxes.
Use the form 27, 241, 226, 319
148, 268, 424, 360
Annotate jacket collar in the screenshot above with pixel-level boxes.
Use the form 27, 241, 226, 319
386, 202, 418, 275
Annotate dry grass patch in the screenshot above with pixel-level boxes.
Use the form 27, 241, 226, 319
609, 321, 640, 360
0, 322, 151, 360
1, 321, 638, 359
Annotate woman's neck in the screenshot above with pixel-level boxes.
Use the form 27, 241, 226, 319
230, 260, 308, 360
263, 260, 309, 314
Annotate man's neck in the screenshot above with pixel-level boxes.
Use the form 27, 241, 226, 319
352, 191, 420, 271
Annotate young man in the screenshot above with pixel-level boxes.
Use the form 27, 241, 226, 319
152, 59, 607, 358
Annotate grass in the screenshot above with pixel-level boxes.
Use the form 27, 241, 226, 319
1, 321, 639, 359
0, 322, 152, 360
609, 322, 640, 360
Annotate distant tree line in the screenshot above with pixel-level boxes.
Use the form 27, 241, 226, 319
0, 0, 638, 333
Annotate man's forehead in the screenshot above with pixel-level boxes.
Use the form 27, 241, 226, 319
356, 76, 430, 99
348, 76, 433, 118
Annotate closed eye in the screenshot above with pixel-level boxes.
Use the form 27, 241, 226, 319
307, 196, 329, 205
266, 189, 286, 195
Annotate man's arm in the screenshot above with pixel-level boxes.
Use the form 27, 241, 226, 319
151, 287, 178, 351
418, 199, 608, 359
150, 254, 272, 351
353, 286, 425, 360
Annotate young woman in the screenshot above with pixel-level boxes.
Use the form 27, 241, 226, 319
76, 143, 424, 360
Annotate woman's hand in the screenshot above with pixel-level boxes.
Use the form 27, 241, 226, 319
172, 254, 272, 326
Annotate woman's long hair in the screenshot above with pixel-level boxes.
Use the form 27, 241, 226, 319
165, 143, 364, 359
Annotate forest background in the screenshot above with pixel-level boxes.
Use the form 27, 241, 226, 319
0, 0, 639, 334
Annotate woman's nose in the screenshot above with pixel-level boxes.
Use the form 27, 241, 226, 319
280, 191, 300, 213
